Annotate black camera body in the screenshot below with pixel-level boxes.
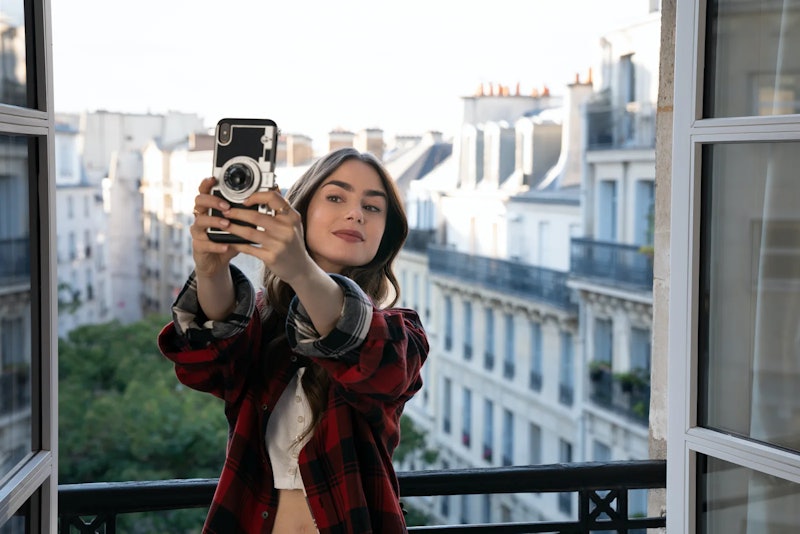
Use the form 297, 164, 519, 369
207, 118, 280, 244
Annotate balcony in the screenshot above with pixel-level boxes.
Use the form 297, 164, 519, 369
429, 246, 576, 311
404, 228, 436, 253
570, 238, 653, 291
588, 363, 650, 425
58, 460, 666, 532
585, 102, 656, 151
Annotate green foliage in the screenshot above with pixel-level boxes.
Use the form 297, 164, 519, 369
57, 281, 82, 314
395, 415, 439, 466
59, 314, 228, 484
59, 314, 228, 532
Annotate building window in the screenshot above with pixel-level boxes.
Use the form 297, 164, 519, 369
503, 313, 514, 379
635, 180, 655, 245
412, 273, 419, 310
425, 278, 431, 320
502, 409, 513, 466
593, 317, 613, 370
630, 327, 651, 372
444, 295, 453, 351
529, 423, 542, 465
440, 460, 450, 517
593, 440, 612, 462
442, 377, 452, 434
67, 194, 74, 219
463, 300, 472, 360
598, 180, 618, 241
484, 307, 494, 370
482, 494, 492, 524
68, 231, 76, 260
462, 387, 472, 448
558, 439, 573, 514
529, 321, 543, 391
483, 399, 494, 462
558, 332, 574, 406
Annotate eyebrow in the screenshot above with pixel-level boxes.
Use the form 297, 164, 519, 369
322, 179, 387, 199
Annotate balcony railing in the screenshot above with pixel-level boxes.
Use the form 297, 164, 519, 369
570, 238, 653, 291
429, 246, 576, 311
588, 365, 650, 425
585, 103, 656, 150
58, 460, 666, 533
404, 228, 436, 253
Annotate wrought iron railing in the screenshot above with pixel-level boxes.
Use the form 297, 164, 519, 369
404, 228, 436, 253
588, 366, 650, 426
58, 460, 666, 533
429, 246, 576, 311
570, 238, 653, 291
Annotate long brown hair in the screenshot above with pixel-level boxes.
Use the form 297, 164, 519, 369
262, 147, 408, 430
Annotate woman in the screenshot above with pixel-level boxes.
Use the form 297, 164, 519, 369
158, 147, 429, 534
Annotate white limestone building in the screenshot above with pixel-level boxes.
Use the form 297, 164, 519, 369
395, 3, 661, 525
54, 117, 112, 337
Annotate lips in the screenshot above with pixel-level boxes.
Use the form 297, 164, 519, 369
333, 229, 365, 242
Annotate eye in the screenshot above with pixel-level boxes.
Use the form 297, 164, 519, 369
326, 194, 343, 203
363, 203, 383, 213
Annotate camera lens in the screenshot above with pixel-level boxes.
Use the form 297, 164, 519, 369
224, 163, 254, 192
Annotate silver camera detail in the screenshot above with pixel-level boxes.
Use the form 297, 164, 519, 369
207, 119, 279, 244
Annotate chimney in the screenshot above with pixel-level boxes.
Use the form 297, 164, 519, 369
354, 128, 384, 160
287, 134, 314, 166
328, 128, 355, 153
539, 79, 593, 189
188, 132, 214, 152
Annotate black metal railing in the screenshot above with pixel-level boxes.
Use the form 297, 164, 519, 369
570, 238, 653, 291
58, 460, 666, 533
585, 103, 656, 150
429, 246, 576, 311
588, 366, 650, 426
404, 228, 436, 253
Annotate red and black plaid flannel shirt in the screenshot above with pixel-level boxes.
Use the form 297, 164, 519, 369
157, 266, 428, 533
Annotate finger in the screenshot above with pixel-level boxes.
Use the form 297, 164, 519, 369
193, 197, 231, 219
198, 176, 217, 194
243, 190, 293, 215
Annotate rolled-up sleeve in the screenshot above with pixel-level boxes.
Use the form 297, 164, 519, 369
285, 274, 372, 361
171, 264, 256, 349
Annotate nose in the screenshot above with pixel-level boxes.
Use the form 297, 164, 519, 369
346, 206, 364, 224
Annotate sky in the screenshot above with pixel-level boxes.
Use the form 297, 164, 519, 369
50, 0, 646, 147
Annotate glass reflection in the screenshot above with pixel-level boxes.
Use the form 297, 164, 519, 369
699, 455, 800, 533
705, 0, 800, 118
0, 1, 28, 107
701, 142, 800, 453
0, 134, 32, 480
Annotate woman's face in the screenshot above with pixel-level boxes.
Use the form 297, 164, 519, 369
305, 159, 388, 274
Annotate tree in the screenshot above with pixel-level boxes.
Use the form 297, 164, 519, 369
59, 314, 228, 532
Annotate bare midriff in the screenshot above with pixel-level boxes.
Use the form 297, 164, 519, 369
272, 488, 318, 533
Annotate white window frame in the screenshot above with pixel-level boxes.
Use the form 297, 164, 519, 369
667, 0, 800, 531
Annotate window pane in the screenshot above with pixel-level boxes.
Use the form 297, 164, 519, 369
700, 142, 800, 452
0, 1, 28, 107
698, 455, 800, 533
705, 0, 800, 118
0, 134, 32, 480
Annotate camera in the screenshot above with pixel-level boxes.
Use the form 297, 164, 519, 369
207, 118, 280, 243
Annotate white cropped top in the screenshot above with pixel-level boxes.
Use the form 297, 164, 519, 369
265, 367, 314, 490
